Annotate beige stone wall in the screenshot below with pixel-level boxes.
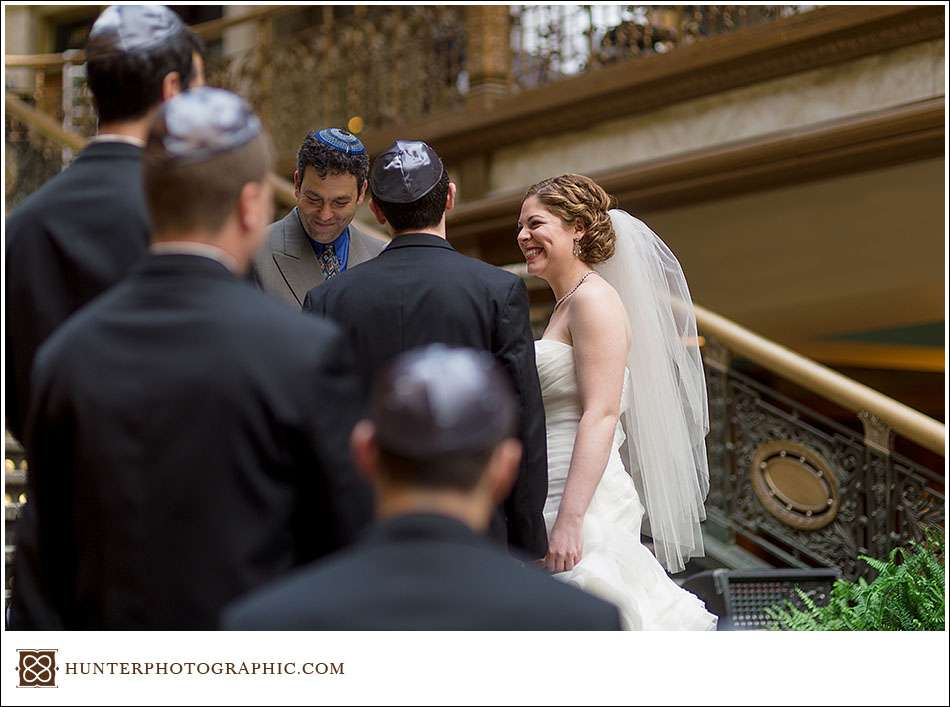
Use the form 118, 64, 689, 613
633, 158, 945, 345
489, 39, 946, 194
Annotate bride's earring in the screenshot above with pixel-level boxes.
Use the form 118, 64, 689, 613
573, 239, 582, 258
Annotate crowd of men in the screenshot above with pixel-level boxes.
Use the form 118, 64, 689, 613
5, 5, 621, 630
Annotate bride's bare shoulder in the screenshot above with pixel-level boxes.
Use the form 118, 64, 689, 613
567, 275, 629, 340
569, 275, 626, 322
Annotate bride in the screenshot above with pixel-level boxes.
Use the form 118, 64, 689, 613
517, 174, 716, 630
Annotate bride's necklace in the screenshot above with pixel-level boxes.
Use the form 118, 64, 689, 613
553, 271, 594, 310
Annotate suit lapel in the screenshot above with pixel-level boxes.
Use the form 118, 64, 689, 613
348, 225, 373, 267
272, 209, 324, 305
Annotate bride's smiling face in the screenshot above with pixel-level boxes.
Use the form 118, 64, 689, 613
517, 196, 581, 278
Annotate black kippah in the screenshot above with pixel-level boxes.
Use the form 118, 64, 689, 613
369, 140, 444, 204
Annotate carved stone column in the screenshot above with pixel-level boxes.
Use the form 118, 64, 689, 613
464, 6, 510, 107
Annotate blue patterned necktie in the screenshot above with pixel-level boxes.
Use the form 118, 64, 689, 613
320, 243, 341, 280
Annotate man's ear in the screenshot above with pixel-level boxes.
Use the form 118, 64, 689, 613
445, 181, 457, 213
486, 438, 521, 505
351, 420, 380, 484
369, 198, 388, 226
292, 169, 302, 199
236, 181, 266, 233
161, 71, 183, 102
189, 52, 206, 88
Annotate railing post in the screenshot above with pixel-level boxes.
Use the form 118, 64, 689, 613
858, 410, 897, 563
464, 6, 510, 107
858, 410, 895, 457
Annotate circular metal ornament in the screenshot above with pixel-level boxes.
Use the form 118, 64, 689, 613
750, 440, 840, 530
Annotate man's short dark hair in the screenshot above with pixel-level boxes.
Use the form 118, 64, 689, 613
296, 132, 369, 192
371, 170, 450, 232
144, 133, 273, 234
377, 447, 496, 492
87, 27, 202, 124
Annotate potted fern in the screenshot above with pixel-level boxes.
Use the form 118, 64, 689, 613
766, 532, 945, 631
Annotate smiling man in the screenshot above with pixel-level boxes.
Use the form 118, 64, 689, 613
253, 128, 386, 306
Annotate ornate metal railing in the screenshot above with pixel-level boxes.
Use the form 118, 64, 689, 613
5, 101, 69, 211
703, 339, 943, 580
510, 5, 813, 90
5, 5, 817, 168
205, 5, 466, 159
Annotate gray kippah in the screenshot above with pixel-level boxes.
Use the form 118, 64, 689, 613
372, 345, 517, 458
87, 5, 186, 59
146, 87, 262, 164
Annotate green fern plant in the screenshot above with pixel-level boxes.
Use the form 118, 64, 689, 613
766, 532, 945, 631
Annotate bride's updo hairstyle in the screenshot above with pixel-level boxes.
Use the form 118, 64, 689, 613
524, 174, 617, 264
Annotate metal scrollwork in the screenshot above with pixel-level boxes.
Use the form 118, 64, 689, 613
703, 362, 944, 580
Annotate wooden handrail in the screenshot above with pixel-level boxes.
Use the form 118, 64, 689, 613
5, 50, 85, 68
695, 305, 946, 456
4, 6, 292, 68
6, 92, 87, 152
6, 91, 297, 210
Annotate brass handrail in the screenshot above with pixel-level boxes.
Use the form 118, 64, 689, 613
4, 6, 292, 68
694, 305, 946, 456
6, 91, 297, 210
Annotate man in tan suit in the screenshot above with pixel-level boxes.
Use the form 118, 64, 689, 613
253, 128, 386, 306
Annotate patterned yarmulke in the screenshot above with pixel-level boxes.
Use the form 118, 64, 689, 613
147, 87, 262, 164
313, 128, 366, 155
369, 140, 444, 204
87, 5, 185, 58
371, 345, 517, 458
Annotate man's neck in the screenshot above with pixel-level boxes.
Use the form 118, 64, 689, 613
150, 235, 245, 275
390, 216, 447, 240
96, 117, 151, 144
376, 488, 490, 532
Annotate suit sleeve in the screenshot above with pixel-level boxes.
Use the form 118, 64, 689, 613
296, 326, 374, 559
5, 228, 66, 443
10, 353, 75, 628
494, 278, 549, 559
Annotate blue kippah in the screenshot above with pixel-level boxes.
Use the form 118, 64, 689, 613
313, 128, 366, 156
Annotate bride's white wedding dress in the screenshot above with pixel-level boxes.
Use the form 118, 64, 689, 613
536, 338, 716, 631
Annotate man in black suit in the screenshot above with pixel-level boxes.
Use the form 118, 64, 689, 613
303, 140, 548, 560
224, 346, 621, 630
11, 88, 373, 629
4, 5, 204, 442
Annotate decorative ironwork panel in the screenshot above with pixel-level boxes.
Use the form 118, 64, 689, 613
703, 360, 943, 580
510, 5, 812, 91
5, 107, 67, 212
205, 6, 466, 161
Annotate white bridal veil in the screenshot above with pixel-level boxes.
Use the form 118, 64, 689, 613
593, 209, 710, 574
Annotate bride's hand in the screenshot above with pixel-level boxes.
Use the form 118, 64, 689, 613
545, 515, 583, 573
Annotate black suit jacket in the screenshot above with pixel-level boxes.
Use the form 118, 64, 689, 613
12, 254, 373, 630
302, 233, 548, 559
4, 141, 150, 442
224, 513, 621, 630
